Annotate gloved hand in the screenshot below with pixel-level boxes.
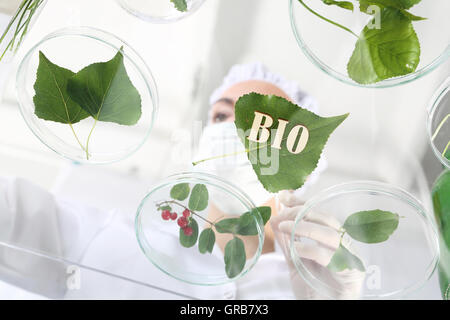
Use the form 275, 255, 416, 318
271, 191, 365, 300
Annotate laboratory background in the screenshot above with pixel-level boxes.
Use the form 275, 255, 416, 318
0, 0, 449, 300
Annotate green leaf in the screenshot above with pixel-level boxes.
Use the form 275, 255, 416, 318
224, 237, 246, 279
399, 10, 426, 21
322, 0, 354, 11
179, 218, 199, 248
327, 244, 366, 272
67, 49, 142, 125
170, 183, 190, 201
33, 52, 89, 124
343, 209, 399, 243
347, 8, 421, 84
235, 93, 348, 193
188, 184, 209, 212
157, 205, 171, 211
198, 228, 215, 254
170, 0, 187, 12
215, 207, 271, 236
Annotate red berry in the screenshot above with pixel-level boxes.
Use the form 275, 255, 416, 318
183, 226, 193, 236
182, 209, 190, 218
170, 212, 178, 220
177, 216, 188, 228
161, 210, 170, 220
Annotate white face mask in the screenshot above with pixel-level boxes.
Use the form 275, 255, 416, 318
193, 122, 272, 215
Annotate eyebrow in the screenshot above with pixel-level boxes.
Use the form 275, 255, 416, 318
214, 97, 235, 106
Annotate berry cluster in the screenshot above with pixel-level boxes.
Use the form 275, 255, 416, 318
161, 208, 193, 236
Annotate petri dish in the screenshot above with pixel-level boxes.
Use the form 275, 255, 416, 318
116, 0, 206, 24
135, 172, 265, 286
289, 0, 450, 88
427, 77, 450, 170
16, 27, 158, 164
290, 181, 439, 299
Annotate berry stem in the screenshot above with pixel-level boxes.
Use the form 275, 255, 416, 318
156, 200, 215, 226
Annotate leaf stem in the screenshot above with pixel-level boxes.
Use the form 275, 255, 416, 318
85, 119, 97, 160
432, 113, 450, 158
297, 0, 359, 38
69, 123, 86, 152
192, 141, 274, 166
157, 200, 215, 226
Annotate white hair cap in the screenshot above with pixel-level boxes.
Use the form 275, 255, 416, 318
208, 62, 326, 197
209, 62, 319, 114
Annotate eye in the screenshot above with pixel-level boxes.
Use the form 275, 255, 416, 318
213, 112, 231, 123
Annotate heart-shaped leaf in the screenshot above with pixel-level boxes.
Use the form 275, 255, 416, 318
347, 8, 421, 84
235, 93, 348, 193
198, 228, 215, 254
179, 218, 199, 248
327, 244, 366, 272
34, 51, 89, 124
224, 237, 246, 279
67, 49, 142, 125
343, 209, 399, 243
170, 183, 190, 201
188, 184, 209, 212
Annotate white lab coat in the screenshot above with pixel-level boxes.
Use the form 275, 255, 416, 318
0, 176, 294, 300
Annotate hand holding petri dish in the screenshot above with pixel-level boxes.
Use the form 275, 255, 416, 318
288, 181, 439, 299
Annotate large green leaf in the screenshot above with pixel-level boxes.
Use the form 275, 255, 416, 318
224, 237, 246, 279
170, 0, 187, 12
327, 244, 366, 272
322, 0, 354, 11
347, 8, 421, 84
188, 184, 209, 212
67, 49, 142, 125
170, 183, 190, 201
179, 218, 199, 248
235, 93, 348, 193
215, 207, 271, 236
198, 228, 215, 254
343, 209, 399, 243
33, 52, 89, 124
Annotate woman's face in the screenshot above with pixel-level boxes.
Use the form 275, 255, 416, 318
210, 80, 291, 124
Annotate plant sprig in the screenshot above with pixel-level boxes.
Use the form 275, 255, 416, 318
296, 0, 426, 84
0, 0, 45, 62
157, 183, 271, 279
327, 209, 400, 272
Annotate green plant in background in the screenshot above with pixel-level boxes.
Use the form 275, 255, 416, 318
327, 209, 400, 272
170, 0, 188, 12
156, 183, 271, 279
0, 0, 44, 62
33, 48, 142, 160
297, 0, 426, 84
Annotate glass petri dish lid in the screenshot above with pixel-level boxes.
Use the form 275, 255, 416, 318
116, 0, 206, 23
290, 181, 439, 299
16, 27, 158, 164
289, 0, 450, 88
427, 77, 450, 170
135, 172, 266, 286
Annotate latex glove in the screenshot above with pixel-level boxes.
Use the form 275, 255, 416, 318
271, 191, 365, 300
